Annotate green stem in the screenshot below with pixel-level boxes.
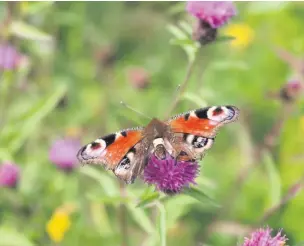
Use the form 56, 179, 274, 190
119, 181, 129, 246
156, 202, 166, 246
257, 175, 304, 225
165, 57, 196, 119
0, 72, 14, 132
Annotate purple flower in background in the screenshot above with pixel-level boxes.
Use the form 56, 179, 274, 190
0, 43, 21, 70
144, 154, 199, 194
0, 162, 20, 188
186, 1, 236, 28
127, 67, 150, 90
280, 79, 303, 103
287, 80, 302, 91
49, 138, 81, 172
242, 227, 287, 246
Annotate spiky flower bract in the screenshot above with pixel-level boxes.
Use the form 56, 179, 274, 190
144, 154, 199, 194
242, 227, 287, 246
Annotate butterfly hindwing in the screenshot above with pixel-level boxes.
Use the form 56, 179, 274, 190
113, 139, 151, 184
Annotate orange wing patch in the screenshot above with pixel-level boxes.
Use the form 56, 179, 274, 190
169, 116, 217, 137
103, 130, 143, 168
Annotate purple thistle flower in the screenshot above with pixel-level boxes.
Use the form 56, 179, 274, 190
0, 162, 20, 188
186, 1, 237, 29
143, 154, 199, 194
49, 138, 81, 172
0, 43, 21, 71
242, 227, 287, 246
186, 1, 237, 45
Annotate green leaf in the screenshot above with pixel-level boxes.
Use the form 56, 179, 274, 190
209, 61, 249, 71
80, 166, 119, 197
0, 227, 34, 246
0, 2, 6, 23
21, 2, 54, 16
136, 191, 160, 208
127, 204, 155, 234
90, 203, 114, 237
0, 148, 13, 162
18, 161, 42, 196
215, 36, 236, 43
182, 92, 208, 107
183, 187, 220, 207
10, 21, 52, 42
1, 84, 67, 153
167, 24, 188, 40
167, 24, 198, 62
156, 203, 166, 246
248, 1, 289, 14
87, 194, 130, 204
294, 242, 304, 246
164, 195, 196, 229
167, 2, 185, 16
170, 38, 195, 47
178, 21, 193, 36
263, 151, 282, 207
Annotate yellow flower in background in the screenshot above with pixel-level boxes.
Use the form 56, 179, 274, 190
46, 210, 71, 243
224, 23, 255, 49
46, 203, 77, 243
20, 1, 29, 13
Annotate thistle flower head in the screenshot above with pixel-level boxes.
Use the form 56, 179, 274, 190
186, 1, 237, 29
280, 79, 303, 102
143, 154, 199, 194
49, 138, 81, 172
0, 162, 20, 188
242, 227, 287, 246
0, 43, 22, 70
126, 67, 150, 90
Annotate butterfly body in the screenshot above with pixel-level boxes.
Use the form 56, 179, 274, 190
77, 105, 239, 184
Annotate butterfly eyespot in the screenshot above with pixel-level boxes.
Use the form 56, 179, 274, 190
91, 142, 101, 150
213, 107, 223, 116
193, 136, 208, 148
90, 139, 107, 150
119, 157, 131, 169
117, 150, 135, 170
207, 106, 234, 122
78, 139, 107, 160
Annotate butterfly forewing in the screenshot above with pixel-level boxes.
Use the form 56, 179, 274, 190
166, 106, 239, 161
77, 127, 144, 170
167, 106, 239, 138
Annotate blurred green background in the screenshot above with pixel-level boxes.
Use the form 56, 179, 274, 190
1, 1, 304, 246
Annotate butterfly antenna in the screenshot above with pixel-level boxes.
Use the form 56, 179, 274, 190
174, 84, 181, 98
120, 101, 152, 120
